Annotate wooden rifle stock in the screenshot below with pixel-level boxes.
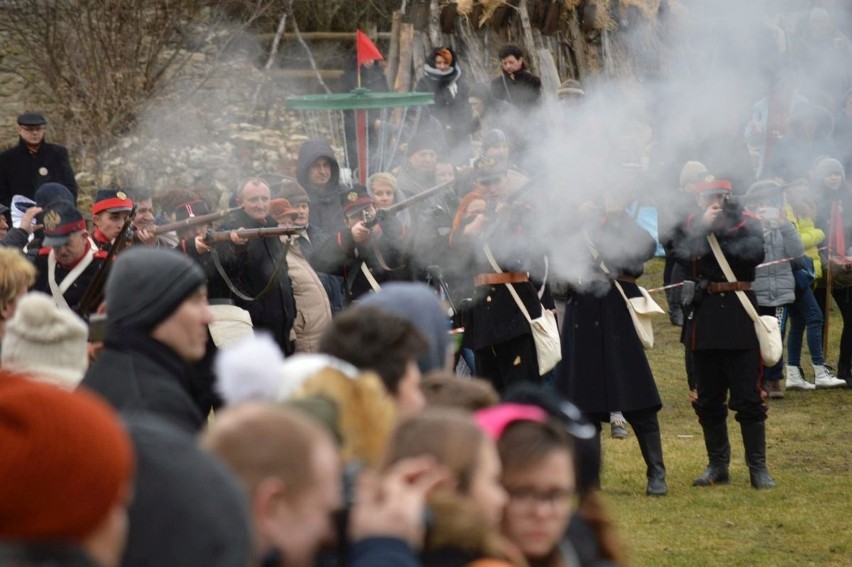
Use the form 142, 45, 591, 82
75, 205, 138, 320
203, 226, 304, 244
152, 207, 241, 235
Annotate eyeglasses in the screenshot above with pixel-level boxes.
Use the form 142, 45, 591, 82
19, 126, 44, 132
505, 487, 575, 512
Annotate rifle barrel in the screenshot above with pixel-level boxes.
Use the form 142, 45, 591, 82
152, 207, 240, 235
204, 226, 303, 244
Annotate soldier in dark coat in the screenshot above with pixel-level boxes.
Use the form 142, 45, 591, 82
451, 157, 554, 393
556, 197, 668, 496
311, 184, 408, 303
215, 178, 297, 355
671, 178, 775, 489
30, 202, 106, 317
0, 113, 78, 209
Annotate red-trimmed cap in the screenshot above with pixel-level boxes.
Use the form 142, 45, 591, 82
341, 184, 374, 217
92, 188, 133, 214
692, 176, 732, 196
42, 202, 87, 247
173, 199, 210, 222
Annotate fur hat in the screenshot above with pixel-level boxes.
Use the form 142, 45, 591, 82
0, 371, 134, 541
1, 292, 89, 390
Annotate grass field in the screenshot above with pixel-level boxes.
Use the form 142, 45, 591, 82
597, 258, 852, 566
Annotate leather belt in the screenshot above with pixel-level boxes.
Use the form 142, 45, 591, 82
708, 281, 751, 293
474, 272, 529, 287
208, 298, 236, 306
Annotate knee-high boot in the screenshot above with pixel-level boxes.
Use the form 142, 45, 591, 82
693, 422, 730, 486
740, 421, 776, 489
636, 430, 667, 496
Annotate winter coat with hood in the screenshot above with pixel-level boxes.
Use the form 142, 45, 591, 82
296, 140, 348, 236
751, 218, 804, 307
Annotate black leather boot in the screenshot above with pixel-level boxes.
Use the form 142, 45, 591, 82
636, 430, 668, 496
693, 422, 730, 486
666, 288, 684, 327
740, 421, 776, 489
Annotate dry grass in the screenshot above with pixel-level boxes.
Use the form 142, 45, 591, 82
599, 257, 852, 566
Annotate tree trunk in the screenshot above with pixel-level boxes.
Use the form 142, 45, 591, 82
394, 22, 415, 92
387, 10, 403, 88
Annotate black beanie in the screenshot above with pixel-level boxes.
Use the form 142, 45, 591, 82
106, 248, 206, 331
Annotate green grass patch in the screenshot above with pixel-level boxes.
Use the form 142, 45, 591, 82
598, 257, 852, 566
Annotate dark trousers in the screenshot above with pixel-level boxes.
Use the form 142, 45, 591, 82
692, 349, 766, 426
817, 286, 852, 368
475, 334, 541, 394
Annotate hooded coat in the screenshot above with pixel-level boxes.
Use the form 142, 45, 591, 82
296, 140, 348, 236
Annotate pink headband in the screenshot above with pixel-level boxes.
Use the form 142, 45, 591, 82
474, 403, 548, 440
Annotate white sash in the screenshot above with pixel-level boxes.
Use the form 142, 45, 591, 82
48, 249, 94, 310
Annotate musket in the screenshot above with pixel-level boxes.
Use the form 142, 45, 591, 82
203, 226, 304, 244
364, 180, 455, 228
75, 205, 138, 320
151, 207, 241, 235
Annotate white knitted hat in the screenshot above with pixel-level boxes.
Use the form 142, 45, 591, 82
1, 292, 88, 390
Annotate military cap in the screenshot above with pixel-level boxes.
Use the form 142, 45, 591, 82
473, 156, 509, 183
42, 202, 87, 247
340, 184, 373, 217
17, 112, 47, 126
92, 188, 133, 215
173, 199, 210, 223
692, 175, 732, 196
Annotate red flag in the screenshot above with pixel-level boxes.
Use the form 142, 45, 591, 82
356, 30, 383, 67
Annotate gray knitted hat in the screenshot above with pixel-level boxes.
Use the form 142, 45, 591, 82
106, 248, 206, 331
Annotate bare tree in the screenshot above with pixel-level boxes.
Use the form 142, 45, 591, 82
0, 0, 274, 157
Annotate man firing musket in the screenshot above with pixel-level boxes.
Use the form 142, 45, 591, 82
311, 183, 409, 302
208, 178, 299, 355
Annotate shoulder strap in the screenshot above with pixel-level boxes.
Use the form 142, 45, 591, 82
210, 239, 292, 303
483, 244, 532, 323
706, 233, 760, 323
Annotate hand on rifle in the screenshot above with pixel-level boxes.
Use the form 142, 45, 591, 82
20, 206, 43, 234
351, 220, 372, 244
194, 235, 211, 254
230, 228, 248, 246
136, 227, 157, 246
